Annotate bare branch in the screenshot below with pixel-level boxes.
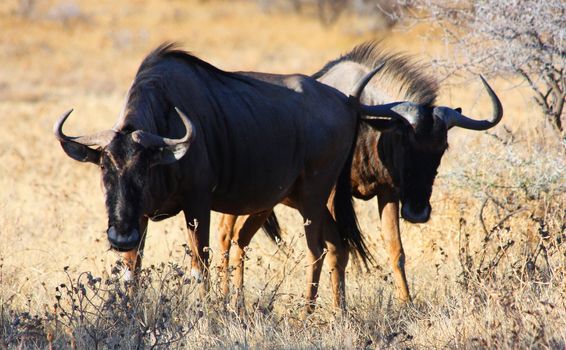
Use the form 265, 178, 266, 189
394, 0, 565, 135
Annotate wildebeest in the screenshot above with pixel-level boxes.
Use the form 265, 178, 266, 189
218, 42, 503, 303
53, 43, 416, 313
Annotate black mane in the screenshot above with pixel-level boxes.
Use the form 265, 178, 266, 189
313, 41, 438, 105
135, 42, 232, 78
120, 42, 240, 133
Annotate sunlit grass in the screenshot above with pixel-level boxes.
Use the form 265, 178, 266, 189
0, 0, 564, 348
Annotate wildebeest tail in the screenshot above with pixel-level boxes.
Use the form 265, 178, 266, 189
333, 130, 375, 269
261, 211, 282, 243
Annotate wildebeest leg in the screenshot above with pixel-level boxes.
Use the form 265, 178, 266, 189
218, 214, 239, 298
183, 205, 211, 295
122, 216, 148, 282
229, 210, 272, 312
377, 187, 411, 302
320, 209, 349, 311
300, 205, 327, 316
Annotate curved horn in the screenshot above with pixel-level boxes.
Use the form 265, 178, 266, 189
348, 63, 425, 126
53, 109, 75, 142
349, 63, 385, 107
171, 107, 194, 145
53, 109, 116, 147
435, 75, 503, 130
132, 107, 195, 148
53, 109, 115, 163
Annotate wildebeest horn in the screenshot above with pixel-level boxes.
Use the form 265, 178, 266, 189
349, 63, 418, 125
53, 109, 116, 147
131, 107, 195, 165
131, 107, 195, 148
434, 76, 503, 130
348, 62, 424, 124
349, 63, 385, 107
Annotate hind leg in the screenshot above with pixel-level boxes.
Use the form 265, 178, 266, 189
296, 165, 354, 315
320, 209, 349, 310
229, 210, 272, 312
298, 202, 329, 316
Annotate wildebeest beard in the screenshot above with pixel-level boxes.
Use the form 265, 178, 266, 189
101, 133, 151, 251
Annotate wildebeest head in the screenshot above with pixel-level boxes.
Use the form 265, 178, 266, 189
54, 108, 194, 251
374, 103, 448, 223
356, 76, 503, 223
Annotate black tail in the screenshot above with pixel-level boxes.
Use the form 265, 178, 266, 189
261, 211, 282, 244
333, 128, 374, 268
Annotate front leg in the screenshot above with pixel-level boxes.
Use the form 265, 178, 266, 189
229, 210, 272, 313
183, 202, 211, 294
122, 216, 149, 282
377, 187, 410, 303
218, 214, 238, 298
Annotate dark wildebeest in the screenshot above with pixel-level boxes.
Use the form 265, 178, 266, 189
218, 42, 503, 303
53, 43, 415, 313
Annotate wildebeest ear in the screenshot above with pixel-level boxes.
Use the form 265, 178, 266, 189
60, 141, 101, 163
150, 143, 192, 166
361, 116, 399, 131
455, 107, 462, 113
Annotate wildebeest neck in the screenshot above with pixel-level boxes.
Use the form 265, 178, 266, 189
350, 123, 390, 199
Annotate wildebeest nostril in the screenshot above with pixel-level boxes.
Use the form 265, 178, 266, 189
107, 226, 140, 251
107, 226, 118, 241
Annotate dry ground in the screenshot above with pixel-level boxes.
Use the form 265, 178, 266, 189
0, 0, 564, 348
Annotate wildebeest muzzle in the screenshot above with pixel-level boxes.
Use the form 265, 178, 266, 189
401, 201, 431, 224
107, 226, 141, 251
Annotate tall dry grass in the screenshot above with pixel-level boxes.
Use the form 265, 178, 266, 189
0, 0, 564, 348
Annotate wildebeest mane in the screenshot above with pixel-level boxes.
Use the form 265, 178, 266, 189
313, 41, 438, 105
119, 42, 248, 134
134, 42, 234, 79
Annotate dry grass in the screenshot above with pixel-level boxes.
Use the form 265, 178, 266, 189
0, 0, 564, 348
